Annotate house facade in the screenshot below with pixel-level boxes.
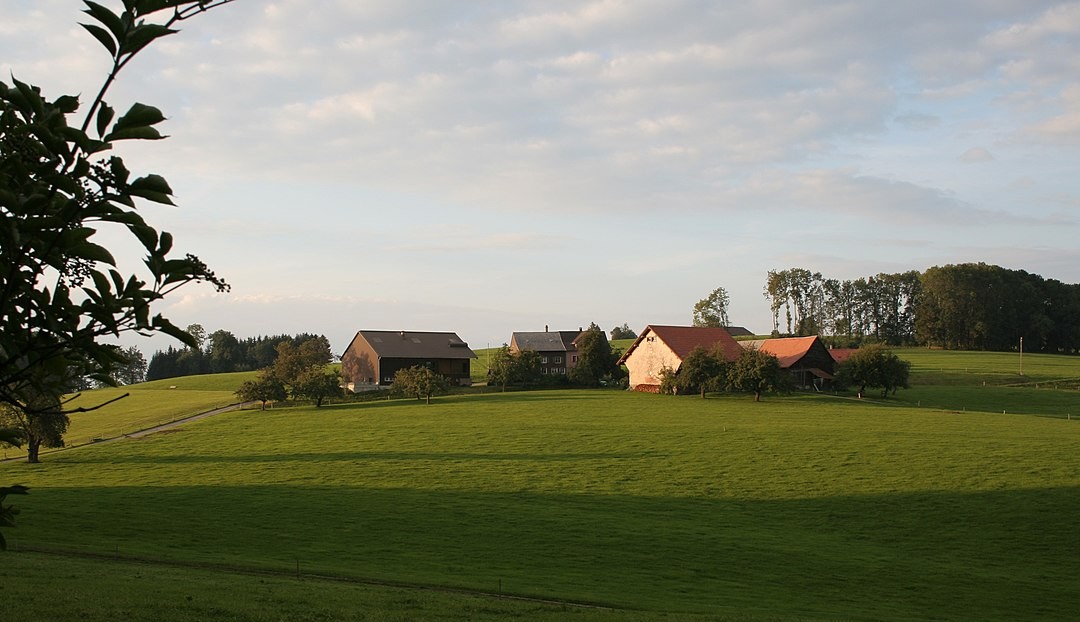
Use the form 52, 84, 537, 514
617, 325, 744, 391
509, 328, 595, 376
340, 330, 477, 391
741, 336, 837, 388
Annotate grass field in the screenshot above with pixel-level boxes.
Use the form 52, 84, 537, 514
3, 359, 1079, 621
8, 371, 257, 455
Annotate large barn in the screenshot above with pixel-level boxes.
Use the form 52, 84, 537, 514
340, 330, 476, 391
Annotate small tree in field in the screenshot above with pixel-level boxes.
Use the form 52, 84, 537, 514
236, 371, 287, 410
291, 367, 341, 407
727, 347, 783, 402
392, 366, 450, 404
674, 346, 726, 398
836, 344, 911, 398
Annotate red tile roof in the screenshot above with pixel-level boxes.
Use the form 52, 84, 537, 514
619, 325, 744, 364
742, 336, 820, 368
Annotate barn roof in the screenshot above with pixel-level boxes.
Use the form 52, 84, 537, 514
350, 330, 477, 359
511, 330, 582, 352
741, 336, 823, 368
617, 325, 744, 365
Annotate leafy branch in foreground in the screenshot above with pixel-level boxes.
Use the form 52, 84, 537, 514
1, 0, 237, 457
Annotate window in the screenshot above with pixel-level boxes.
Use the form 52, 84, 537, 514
646, 336, 655, 342
383, 376, 393, 383
541, 367, 548, 374
554, 356, 562, 363
541, 356, 548, 364
572, 355, 578, 363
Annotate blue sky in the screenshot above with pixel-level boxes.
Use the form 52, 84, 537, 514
4, 1, 1080, 355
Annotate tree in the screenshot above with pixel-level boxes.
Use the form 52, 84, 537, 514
185, 324, 208, 351
0, 1, 234, 417
835, 344, 911, 398
291, 367, 341, 407
236, 370, 287, 410
112, 345, 147, 385
673, 346, 726, 398
392, 366, 450, 404
610, 323, 637, 340
693, 287, 731, 328
726, 347, 783, 402
273, 337, 333, 386
487, 345, 515, 391
207, 329, 241, 373
568, 324, 619, 387
0, 389, 67, 464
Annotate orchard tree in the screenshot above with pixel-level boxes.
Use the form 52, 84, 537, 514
836, 344, 911, 398
727, 347, 784, 402
674, 346, 726, 398
392, 366, 450, 404
236, 370, 287, 410
487, 345, 516, 391
292, 367, 341, 407
0, 1, 235, 417
693, 287, 731, 328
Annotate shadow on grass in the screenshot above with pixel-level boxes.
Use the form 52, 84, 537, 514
16, 484, 1080, 621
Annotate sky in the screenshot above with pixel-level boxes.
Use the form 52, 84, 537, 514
4, 1, 1080, 356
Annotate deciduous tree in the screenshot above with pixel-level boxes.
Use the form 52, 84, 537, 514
0, 1, 235, 416
835, 344, 911, 398
392, 366, 450, 404
674, 346, 726, 398
236, 370, 287, 410
291, 367, 341, 407
693, 288, 731, 328
610, 323, 637, 340
726, 347, 783, 402
0, 484, 29, 551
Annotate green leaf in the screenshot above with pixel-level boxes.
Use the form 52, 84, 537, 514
54, 94, 80, 114
96, 102, 115, 137
80, 23, 118, 56
11, 75, 43, 117
128, 174, 175, 205
75, 241, 118, 266
119, 23, 178, 57
83, 1, 127, 43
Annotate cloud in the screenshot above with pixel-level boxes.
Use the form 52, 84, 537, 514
959, 147, 996, 163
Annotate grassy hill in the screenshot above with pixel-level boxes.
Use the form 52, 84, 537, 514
2, 358, 1078, 619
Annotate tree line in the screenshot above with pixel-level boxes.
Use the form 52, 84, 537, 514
761, 264, 1080, 353
147, 325, 333, 381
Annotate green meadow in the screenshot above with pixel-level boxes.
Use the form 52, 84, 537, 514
2, 350, 1079, 620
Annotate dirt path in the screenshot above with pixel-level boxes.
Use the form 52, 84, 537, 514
1, 401, 257, 462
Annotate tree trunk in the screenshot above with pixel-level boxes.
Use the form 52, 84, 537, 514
753, 391, 761, 402
26, 438, 41, 464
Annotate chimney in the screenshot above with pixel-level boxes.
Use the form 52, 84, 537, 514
545, 325, 548, 332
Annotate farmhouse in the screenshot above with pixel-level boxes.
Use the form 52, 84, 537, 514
617, 325, 744, 392
741, 336, 837, 388
340, 330, 477, 391
509, 327, 598, 376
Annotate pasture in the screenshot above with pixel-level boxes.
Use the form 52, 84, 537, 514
3, 362, 1079, 620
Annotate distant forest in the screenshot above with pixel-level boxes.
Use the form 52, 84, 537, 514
147, 332, 331, 381
765, 263, 1080, 353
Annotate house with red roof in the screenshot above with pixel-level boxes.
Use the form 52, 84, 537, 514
617, 325, 744, 392
740, 336, 837, 388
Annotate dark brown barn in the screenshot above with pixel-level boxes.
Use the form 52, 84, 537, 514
341, 330, 476, 391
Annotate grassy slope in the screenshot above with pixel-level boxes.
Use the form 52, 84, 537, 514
4, 383, 1079, 620
47, 372, 256, 451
